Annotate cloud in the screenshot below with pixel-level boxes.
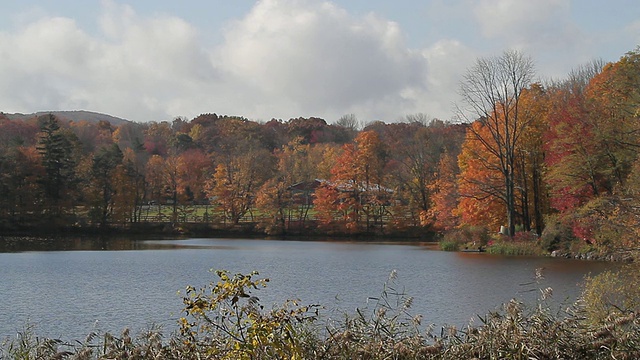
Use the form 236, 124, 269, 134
471, 0, 596, 79
0, 16, 94, 111
0, 0, 447, 123
217, 0, 429, 121
0, 1, 219, 121
473, 0, 571, 42
0, 0, 461, 123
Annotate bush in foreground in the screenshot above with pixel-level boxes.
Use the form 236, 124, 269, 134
2, 268, 640, 359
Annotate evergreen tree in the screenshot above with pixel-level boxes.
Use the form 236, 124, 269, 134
35, 114, 79, 218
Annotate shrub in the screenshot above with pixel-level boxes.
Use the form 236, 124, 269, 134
439, 240, 460, 251
581, 264, 640, 324
486, 236, 546, 256
539, 214, 575, 251
178, 269, 320, 359
439, 225, 490, 251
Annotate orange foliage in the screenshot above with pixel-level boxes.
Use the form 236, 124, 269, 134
456, 121, 506, 231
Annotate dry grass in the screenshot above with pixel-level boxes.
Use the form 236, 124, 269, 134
3, 269, 640, 359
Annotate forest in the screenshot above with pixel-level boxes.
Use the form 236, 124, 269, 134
0, 48, 639, 259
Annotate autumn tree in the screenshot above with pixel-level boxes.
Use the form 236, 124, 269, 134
0, 146, 43, 224
584, 53, 640, 187
544, 52, 640, 246
113, 122, 145, 152
255, 138, 316, 233
0, 117, 38, 147
312, 183, 344, 232
164, 155, 181, 223
143, 121, 174, 156
325, 131, 388, 232
457, 50, 535, 236
385, 124, 441, 227
426, 151, 460, 231
335, 113, 359, 142
255, 178, 291, 234
514, 84, 549, 235
456, 121, 506, 231
208, 150, 275, 225
544, 60, 608, 211
145, 155, 168, 213
177, 149, 213, 205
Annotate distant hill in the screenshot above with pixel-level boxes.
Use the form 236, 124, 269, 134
3, 110, 131, 126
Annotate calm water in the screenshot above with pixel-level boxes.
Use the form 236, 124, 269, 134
0, 237, 621, 341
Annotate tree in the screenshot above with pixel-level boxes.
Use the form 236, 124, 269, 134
386, 125, 440, 226
177, 149, 213, 205
426, 151, 460, 231
85, 144, 124, 226
514, 84, 549, 235
208, 150, 274, 225
143, 121, 174, 156
456, 121, 506, 231
255, 178, 291, 234
544, 60, 611, 211
112, 148, 146, 223
457, 50, 535, 236
145, 155, 168, 212
404, 113, 432, 126
329, 131, 388, 231
255, 138, 316, 233
35, 114, 80, 219
312, 184, 344, 232
336, 113, 359, 130
544, 53, 640, 245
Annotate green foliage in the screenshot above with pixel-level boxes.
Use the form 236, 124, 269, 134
439, 240, 460, 251
486, 236, 546, 256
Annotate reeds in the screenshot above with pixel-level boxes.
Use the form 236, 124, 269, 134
3, 269, 640, 359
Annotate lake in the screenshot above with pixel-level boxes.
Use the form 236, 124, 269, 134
0, 237, 621, 341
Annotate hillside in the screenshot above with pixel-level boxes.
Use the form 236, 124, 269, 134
3, 110, 131, 126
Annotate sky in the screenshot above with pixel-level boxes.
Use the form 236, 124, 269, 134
0, 0, 638, 124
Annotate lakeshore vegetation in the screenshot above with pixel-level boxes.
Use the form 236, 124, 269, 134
2, 266, 640, 359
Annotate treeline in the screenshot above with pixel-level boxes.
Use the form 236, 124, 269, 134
0, 109, 465, 236
1, 48, 639, 253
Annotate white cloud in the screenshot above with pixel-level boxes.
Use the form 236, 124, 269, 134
0, 1, 220, 121
470, 0, 599, 80
473, 0, 570, 40
216, 0, 429, 122
0, 0, 445, 123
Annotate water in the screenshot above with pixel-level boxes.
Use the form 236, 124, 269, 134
0, 237, 621, 341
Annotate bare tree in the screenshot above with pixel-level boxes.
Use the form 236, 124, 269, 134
336, 113, 360, 132
457, 50, 535, 236
404, 113, 432, 126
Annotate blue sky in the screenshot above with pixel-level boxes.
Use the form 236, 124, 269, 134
0, 0, 638, 123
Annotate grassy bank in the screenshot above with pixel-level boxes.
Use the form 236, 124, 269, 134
2, 268, 639, 360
